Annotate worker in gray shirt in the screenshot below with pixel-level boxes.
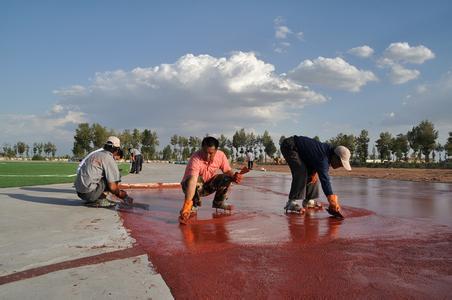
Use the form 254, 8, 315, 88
75, 136, 133, 207
129, 148, 143, 174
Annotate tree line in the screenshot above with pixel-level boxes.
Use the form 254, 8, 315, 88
1, 142, 57, 160
2, 119, 450, 164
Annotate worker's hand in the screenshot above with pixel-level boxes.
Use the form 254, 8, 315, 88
179, 200, 193, 225
232, 172, 244, 184
118, 189, 127, 199
308, 172, 318, 185
327, 194, 341, 212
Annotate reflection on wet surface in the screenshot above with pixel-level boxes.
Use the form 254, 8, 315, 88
119, 174, 452, 298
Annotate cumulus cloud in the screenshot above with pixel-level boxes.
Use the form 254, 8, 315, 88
0, 52, 327, 152
383, 42, 435, 64
388, 64, 420, 84
377, 42, 434, 85
288, 56, 378, 92
348, 45, 374, 58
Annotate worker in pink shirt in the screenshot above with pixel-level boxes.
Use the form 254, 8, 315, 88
179, 136, 244, 224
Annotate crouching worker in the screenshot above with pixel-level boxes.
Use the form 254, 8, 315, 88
280, 135, 351, 218
179, 136, 244, 224
75, 136, 133, 207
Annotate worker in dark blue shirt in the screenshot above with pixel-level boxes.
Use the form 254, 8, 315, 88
280, 135, 351, 217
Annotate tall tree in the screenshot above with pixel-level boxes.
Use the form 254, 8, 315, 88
415, 120, 438, 162
16, 141, 27, 158
170, 134, 179, 160
91, 123, 110, 148
141, 129, 159, 160
162, 145, 172, 160
328, 133, 356, 159
356, 130, 369, 163
131, 129, 142, 149
73, 123, 92, 157
445, 132, 452, 161
218, 134, 231, 158
375, 132, 393, 161
232, 129, 247, 159
189, 136, 201, 155
262, 130, 277, 161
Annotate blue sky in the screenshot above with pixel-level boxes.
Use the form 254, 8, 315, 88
1, 0, 451, 154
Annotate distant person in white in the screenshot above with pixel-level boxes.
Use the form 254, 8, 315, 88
246, 149, 255, 170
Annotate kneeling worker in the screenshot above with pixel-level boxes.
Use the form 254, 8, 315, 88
179, 136, 246, 224
280, 135, 351, 218
75, 136, 133, 207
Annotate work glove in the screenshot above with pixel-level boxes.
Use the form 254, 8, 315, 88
308, 172, 318, 185
179, 200, 193, 225
327, 194, 341, 212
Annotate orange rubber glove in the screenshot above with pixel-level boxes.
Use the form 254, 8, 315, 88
309, 172, 318, 185
327, 194, 341, 212
179, 200, 193, 225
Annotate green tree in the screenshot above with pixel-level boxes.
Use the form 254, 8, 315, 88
262, 130, 277, 161
218, 134, 231, 158
91, 123, 110, 148
232, 129, 247, 160
16, 141, 27, 158
141, 129, 159, 160
391, 134, 409, 161
415, 120, 438, 162
131, 129, 142, 149
445, 132, 452, 161
170, 134, 179, 159
328, 133, 356, 159
356, 130, 369, 163
375, 132, 392, 161
162, 145, 172, 160
188, 136, 201, 155
73, 123, 92, 157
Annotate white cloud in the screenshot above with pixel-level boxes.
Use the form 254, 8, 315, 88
275, 25, 291, 39
288, 56, 378, 92
273, 17, 303, 53
348, 45, 374, 58
383, 42, 435, 64
296, 32, 304, 40
0, 52, 327, 153
53, 85, 87, 96
388, 64, 420, 84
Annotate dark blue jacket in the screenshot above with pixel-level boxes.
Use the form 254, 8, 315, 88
294, 135, 335, 196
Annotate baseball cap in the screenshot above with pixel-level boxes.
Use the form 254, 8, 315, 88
334, 146, 352, 171
106, 136, 120, 148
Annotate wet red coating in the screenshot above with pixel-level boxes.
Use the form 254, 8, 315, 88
119, 175, 452, 298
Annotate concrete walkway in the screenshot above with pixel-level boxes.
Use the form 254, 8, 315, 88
0, 162, 182, 299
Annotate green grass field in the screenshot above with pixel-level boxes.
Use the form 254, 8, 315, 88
0, 161, 130, 188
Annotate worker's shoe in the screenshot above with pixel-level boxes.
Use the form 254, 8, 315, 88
302, 199, 323, 209
284, 200, 305, 214
213, 202, 234, 212
85, 198, 116, 208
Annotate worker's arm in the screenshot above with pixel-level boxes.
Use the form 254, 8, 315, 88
107, 181, 132, 202
183, 175, 198, 203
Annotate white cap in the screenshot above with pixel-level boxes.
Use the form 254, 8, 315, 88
334, 146, 351, 171
106, 136, 120, 148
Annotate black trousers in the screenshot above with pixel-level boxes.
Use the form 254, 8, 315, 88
130, 155, 143, 173
280, 136, 319, 201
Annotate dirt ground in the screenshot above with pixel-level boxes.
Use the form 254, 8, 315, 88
236, 163, 452, 183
